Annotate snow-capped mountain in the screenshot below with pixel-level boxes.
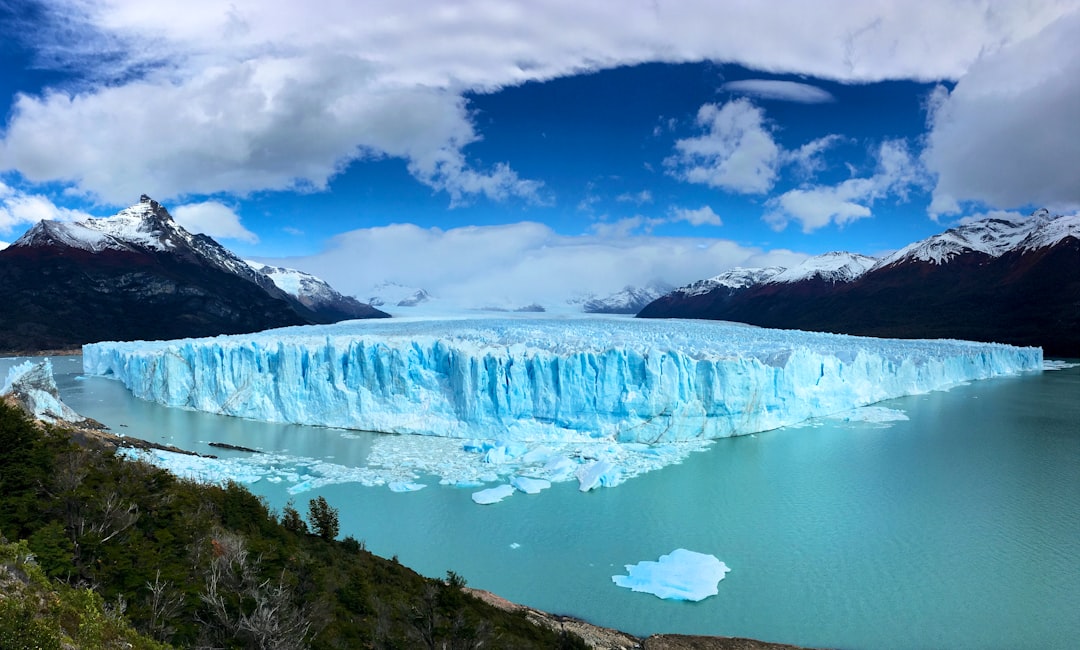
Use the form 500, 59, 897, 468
877, 209, 1079, 267
362, 282, 432, 309
13, 196, 268, 286
640, 209, 1080, 356
0, 195, 387, 351
578, 283, 674, 314
248, 262, 386, 321
768, 252, 878, 284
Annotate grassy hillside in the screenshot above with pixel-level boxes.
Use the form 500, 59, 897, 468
0, 401, 587, 649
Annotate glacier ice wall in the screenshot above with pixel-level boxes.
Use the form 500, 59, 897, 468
82, 317, 1042, 444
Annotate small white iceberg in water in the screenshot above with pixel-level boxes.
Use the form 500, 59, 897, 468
511, 476, 551, 494
612, 549, 730, 601
472, 484, 516, 505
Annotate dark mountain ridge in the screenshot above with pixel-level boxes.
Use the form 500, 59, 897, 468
639, 210, 1080, 356
0, 195, 387, 351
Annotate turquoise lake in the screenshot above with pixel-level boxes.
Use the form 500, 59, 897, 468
13, 355, 1080, 649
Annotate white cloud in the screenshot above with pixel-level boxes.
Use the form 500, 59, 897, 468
666, 99, 781, 194
923, 10, 1080, 216
259, 221, 806, 308
0, 181, 94, 235
171, 201, 258, 243
765, 139, 924, 232
0, 59, 544, 206
783, 134, 845, 178
2, 0, 1072, 204
615, 190, 654, 205
670, 205, 722, 227
721, 80, 835, 103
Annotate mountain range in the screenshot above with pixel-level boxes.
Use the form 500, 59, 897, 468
639, 209, 1080, 356
0, 195, 386, 351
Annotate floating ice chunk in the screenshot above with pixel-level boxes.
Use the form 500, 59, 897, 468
1044, 359, 1079, 370
543, 455, 577, 480
511, 476, 551, 494
509, 542, 521, 549
388, 481, 426, 492
829, 406, 909, 423
612, 549, 731, 601
577, 460, 619, 491
472, 484, 516, 505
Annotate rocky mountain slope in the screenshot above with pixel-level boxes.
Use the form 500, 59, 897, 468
639, 210, 1080, 356
0, 195, 386, 351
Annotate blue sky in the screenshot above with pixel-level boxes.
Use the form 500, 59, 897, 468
1, 1, 1079, 307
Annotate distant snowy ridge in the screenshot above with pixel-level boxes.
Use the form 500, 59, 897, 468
579, 283, 673, 314
664, 208, 1078, 298
83, 318, 1040, 445
363, 281, 431, 308
768, 251, 878, 284
879, 209, 1080, 266
670, 267, 786, 298
247, 261, 378, 320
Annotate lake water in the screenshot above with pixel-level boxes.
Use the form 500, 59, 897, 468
11, 355, 1080, 649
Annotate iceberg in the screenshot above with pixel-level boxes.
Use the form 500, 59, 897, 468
612, 549, 731, 601
472, 484, 515, 505
82, 317, 1042, 444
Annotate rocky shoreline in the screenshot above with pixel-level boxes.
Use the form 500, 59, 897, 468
465, 587, 811, 650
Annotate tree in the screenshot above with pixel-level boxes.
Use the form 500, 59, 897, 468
279, 501, 308, 535
307, 496, 339, 541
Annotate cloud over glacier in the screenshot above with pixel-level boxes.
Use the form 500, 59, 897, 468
1, 0, 1075, 211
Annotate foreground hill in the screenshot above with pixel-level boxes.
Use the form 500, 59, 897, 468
639, 210, 1080, 356
0, 196, 387, 351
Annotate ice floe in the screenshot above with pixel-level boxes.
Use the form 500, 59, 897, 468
612, 549, 731, 601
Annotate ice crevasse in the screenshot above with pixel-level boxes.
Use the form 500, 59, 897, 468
82, 317, 1042, 444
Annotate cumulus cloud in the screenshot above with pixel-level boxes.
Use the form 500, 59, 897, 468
721, 79, 835, 103
171, 201, 258, 243
259, 221, 806, 308
764, 139, 924, 232
670, 205, 723, 226
0, 59, 545, 205
923, 10, 1080, 216
666, 99, 781, 194
0, 181, 94, 235
2, 0, 1072, 204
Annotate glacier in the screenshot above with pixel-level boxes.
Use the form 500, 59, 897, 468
83, 317, 1042, 445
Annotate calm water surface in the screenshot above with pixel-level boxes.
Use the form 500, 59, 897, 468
14, 356, 1080, 649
